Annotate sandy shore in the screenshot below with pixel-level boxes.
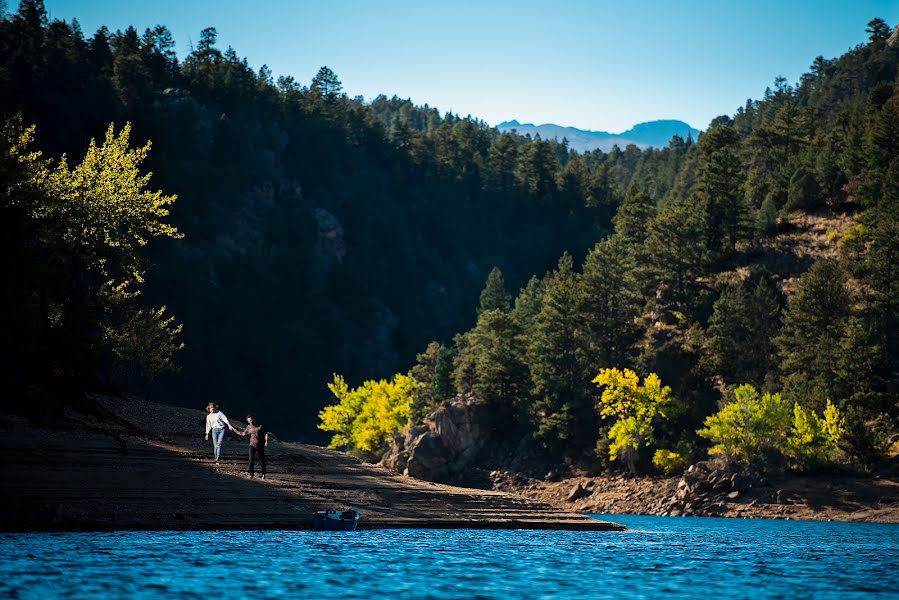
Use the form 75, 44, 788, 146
496, 471, 899, 523
0, 395, 623, 532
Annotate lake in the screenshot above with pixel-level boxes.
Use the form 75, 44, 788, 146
1, 515, 897, 598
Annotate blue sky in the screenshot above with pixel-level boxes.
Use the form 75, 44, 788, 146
40, 0, 899, 132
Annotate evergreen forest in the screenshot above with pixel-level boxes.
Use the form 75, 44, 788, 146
2, 1, 897, 473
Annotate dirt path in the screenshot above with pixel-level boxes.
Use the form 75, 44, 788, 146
0, 396, 623, 532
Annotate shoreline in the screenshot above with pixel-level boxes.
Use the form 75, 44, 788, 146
496, 471, 899, 524
0, 395, 623, 533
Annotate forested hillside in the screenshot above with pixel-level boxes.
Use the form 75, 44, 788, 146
2, 2, 897, 470
1, 1, 622, 438
322, 19, 899, 476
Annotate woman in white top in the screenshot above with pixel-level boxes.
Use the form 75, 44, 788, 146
204, 402, 236, 463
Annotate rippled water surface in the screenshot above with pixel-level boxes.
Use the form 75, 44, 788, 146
2, 515, 898, 598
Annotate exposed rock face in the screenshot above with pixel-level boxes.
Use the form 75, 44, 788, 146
405, 431, 450, 480
155, 87, 213, 154
381, 394, 486, 482
888, 25, 899, 48
312, 208, 346, 267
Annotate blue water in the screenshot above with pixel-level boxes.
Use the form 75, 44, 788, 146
1, 515, 898, 599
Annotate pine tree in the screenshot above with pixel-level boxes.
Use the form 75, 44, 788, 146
465, 309, 529, 421
527, 254, 594, 451
579, 236, 639, 369
775, 259, 851, 409
757, 193, 779, 236
311, 65, 343, 97
478, 266, 512, 314
861, 95, 899, 208
866, 18, 891, 43
704, 270, 782, 387
643, 200, 705, 305
409, 341, 455, 421
514, 139, 560, 204
695, 121, 749, 258
510, 276, 544, 330
613, 185, 656, 246
786, 167, 822, 211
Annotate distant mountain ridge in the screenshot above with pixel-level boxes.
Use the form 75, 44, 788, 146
496, 119, 701, 152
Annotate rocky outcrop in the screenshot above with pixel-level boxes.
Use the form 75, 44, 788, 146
382, 394, 486, 481
662, 459, 767, 516
567, 481, 593, 502
888, 25, 899, 48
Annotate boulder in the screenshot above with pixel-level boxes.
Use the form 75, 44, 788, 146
711, 476, 731, 491
567, 482, 592, 502
382, 394, 487, 482
426, 398, 483, 456
381, 438, 409, 473
730, 473, 753, 492
404, 432, 450, 480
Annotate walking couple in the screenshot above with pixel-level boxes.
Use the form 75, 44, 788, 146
204, 403, 270, 479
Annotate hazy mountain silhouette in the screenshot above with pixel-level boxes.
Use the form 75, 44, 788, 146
496, 119, 700, 152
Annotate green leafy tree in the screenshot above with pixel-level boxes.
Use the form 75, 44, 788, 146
866, 18, 891, 43
864, 158, 899, 346
311, 65, 342, 96
697, 384, 792, 465
699, 385, 845, 469
485, 133, 519, 191
110, 26, 150, 107
319, 373, 418, 457
785, 400, 844, 469
703, 284, 751, 382
652, 448, 688, 474
593, 367, 676, 472
1, 119, 182, 389
756, 193, 779, 236
861, 95, 899, 208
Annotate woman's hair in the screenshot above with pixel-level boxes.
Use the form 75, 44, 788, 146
246, 414, 255, 421
207, 402, 218, 412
